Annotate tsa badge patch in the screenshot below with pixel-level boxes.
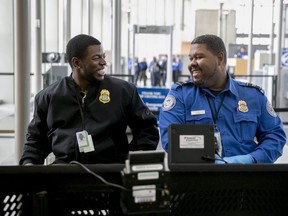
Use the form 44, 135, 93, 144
162, 95, 176, 111
266, 101, 277, 117
99, 89, 110, 104
238, 100, 248, 113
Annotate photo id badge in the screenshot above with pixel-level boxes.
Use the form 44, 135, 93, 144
84, 134, 95, 153
214, 129, 222, 157
76, 130, 95, 153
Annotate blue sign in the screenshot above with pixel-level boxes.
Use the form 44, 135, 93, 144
281, 48, 288, 67
137, 87, 169, 115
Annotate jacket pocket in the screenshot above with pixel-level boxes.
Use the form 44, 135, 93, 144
233, 112, 258, 141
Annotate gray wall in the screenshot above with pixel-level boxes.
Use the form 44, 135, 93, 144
195, 9, 236, 45
0, 0, 14, 104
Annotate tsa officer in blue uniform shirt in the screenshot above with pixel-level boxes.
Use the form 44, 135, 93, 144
159, 34, 286, 164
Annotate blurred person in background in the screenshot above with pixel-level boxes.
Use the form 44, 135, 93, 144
149, 56, 161, 87
138, 58, 148, 86
159, 55, 167, 86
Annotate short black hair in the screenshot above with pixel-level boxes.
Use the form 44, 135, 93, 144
66, 34, 101, 67
191, 34, 227, 64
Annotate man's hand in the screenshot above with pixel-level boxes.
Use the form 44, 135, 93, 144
215, 154, 255, 164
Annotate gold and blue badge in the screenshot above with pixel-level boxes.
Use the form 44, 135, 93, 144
238, 100, 248, 113
99, 89, 110, 104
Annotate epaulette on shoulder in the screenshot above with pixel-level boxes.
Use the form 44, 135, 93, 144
172, 80, 194, 90
239, 82, 265, 94
175, 80, 188, 86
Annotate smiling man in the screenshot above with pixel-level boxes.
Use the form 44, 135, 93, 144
20, 34, 159, 165
159, 34, 286, 164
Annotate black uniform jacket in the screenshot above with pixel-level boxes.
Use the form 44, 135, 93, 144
20, 74, 159, 164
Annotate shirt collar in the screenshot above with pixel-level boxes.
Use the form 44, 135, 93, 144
227, 74, 239, 98
201, 73, 237, 97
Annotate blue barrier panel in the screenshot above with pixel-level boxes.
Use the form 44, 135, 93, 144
137, 87, 169, 116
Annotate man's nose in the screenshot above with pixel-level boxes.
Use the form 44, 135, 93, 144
100, 58, 106, 65
188, 63, 193, 72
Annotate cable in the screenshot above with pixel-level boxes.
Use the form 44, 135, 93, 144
69, 160, 129, 191
201, 155, 228, 164
70, 161, 168, 193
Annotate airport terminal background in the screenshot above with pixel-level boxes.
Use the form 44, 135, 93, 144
1, 0, 288, 164
2, 1, 288, 215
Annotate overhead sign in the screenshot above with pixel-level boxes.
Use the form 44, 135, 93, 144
133, 25, 172, 34
137, 87, 169, 116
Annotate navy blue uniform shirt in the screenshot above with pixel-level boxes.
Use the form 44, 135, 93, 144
159, 74, 286, 163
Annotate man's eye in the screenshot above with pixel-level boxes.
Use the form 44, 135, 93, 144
93, 56, 105, 60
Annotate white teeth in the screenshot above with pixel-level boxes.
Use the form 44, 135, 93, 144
98, 70, 105, 75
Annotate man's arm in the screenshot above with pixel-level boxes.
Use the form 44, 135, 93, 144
19, 95, 51, 165
159, 89, 186, 152
250, 99, 286, 163
127, 87, 159, 151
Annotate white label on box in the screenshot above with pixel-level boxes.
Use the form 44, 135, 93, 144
137, 172, 159, 180
131, 164, 163, 172
133, 185, 156, 203
179, 135, 204, 148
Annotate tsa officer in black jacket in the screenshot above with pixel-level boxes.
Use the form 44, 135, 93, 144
20, 34, 159, 165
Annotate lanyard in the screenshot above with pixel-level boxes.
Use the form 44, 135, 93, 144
70, 75, 86, 130
206, 93, 226, 124
77, 91, 87, 130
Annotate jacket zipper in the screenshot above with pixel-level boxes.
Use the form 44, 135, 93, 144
81, 90, 87, 108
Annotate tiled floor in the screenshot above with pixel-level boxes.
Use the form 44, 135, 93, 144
0, 103, 287, 165
0, 135, 16, 164
0, 104, 16, 164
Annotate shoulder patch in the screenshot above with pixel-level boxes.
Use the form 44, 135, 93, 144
162, 95, 176, 111
266, 101, 277, 117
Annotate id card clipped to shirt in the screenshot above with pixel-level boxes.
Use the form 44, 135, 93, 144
214, 127, 222, 157
76, 130, 95, 153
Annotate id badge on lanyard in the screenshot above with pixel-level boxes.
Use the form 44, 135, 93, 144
206, 93, 226, 157
214, 126, 222, 156
76, 130, 95, 153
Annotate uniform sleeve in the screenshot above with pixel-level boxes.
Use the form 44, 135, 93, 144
19, 94, 51, 165
127, 87, 159, 151
158, 87, 186, 152
250, 96, 286, 163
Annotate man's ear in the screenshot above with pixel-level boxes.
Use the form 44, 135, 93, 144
217, 52, 225, 66
72, 57, 81, 69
